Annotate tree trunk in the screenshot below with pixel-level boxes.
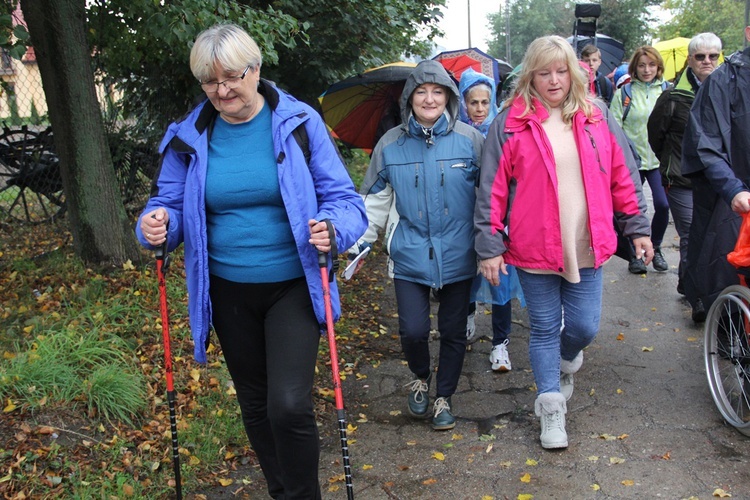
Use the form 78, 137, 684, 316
19, 0, 140, 265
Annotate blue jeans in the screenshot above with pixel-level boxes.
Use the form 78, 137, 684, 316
517, 268, 603, 395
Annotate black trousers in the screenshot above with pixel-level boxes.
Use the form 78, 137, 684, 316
394, 278, 472, 397
209, 275, 322, 500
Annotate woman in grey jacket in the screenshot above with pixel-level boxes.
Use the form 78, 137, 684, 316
351, 60, 483, 430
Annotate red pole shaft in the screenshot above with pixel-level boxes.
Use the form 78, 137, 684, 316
157, 259, 175, 392
156, 256, 182, 500
319, 251, 354, 499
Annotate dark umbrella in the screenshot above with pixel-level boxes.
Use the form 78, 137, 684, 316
433, 47, 500, 85
567, 34, 625, 77
319, 62, 416, 151
496, 58, 513, 81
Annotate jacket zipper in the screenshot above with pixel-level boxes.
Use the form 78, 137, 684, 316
585, 127, 605, 173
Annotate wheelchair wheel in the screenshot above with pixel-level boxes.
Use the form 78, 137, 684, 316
704, 285, 750, 436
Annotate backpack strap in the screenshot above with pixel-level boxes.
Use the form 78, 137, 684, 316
621, 83, 633, 122
621, 81, 670, 123
291, 122, 311, 166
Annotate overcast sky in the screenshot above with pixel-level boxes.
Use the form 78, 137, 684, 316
435, 0, 502, 52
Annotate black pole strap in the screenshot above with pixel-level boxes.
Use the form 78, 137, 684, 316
321, 219, 338, 282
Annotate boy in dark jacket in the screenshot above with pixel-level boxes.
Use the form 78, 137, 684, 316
580, 44, 614, 105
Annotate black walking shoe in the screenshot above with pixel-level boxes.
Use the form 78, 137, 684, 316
692, 299, 707, 324
628, 258, 647, 275
405, 374, 431, 418
652, 248, 668, 272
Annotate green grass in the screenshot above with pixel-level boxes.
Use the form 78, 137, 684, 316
343, 148, 370, 189
0, 159, 379, 497
0, 241, 256, 497
0, 326, 148, 425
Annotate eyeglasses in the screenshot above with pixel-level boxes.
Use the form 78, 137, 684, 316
692, 53, 720, 62
200, 66, 251, 93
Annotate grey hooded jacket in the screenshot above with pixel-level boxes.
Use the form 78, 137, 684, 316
354, 60, 484, 288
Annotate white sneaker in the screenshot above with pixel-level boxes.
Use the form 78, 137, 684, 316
489, 339, 511, 372
466, 311, 477, 342
535, 392, 568, 449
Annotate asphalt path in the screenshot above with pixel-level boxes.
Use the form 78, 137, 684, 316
313, 221, 750, 500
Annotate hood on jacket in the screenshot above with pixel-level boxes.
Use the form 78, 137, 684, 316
458, 68, 499, 136
399, 59, 460, 129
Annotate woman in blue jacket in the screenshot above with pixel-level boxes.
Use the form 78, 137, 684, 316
352, 60, 483, 431
137, 24, 367, 499
458, 68, 524, 373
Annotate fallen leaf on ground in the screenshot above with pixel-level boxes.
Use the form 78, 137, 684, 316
432, 451, 445, 461
520, 473, 531, 483
621, 479, 634, 486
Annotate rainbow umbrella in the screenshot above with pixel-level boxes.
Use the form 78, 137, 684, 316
319, 62, 416, 150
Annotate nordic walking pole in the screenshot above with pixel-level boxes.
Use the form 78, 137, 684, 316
317, 220, 354, 499
155, 240, 183, 500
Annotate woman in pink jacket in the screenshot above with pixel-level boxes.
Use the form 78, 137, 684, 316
474, 36, 653, 449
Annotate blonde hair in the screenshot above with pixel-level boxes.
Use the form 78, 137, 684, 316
509, 35, 592, 123
628, 46, 664, 81
189, 24, 262, 83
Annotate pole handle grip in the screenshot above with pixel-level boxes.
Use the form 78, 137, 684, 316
316, 219, 338, 279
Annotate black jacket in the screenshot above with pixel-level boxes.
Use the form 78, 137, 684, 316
681, 47, 750, 309
647, 68, 699, 189
594, 72, 613, 105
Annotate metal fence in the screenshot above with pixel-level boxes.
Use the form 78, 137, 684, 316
0, 48, 156, 225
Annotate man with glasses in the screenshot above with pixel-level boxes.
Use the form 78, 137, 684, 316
647, 32, 722, 323
681, 26, 750, 324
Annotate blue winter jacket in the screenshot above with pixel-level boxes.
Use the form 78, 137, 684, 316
355, 60, 484, 289
136, 80, 367, 363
